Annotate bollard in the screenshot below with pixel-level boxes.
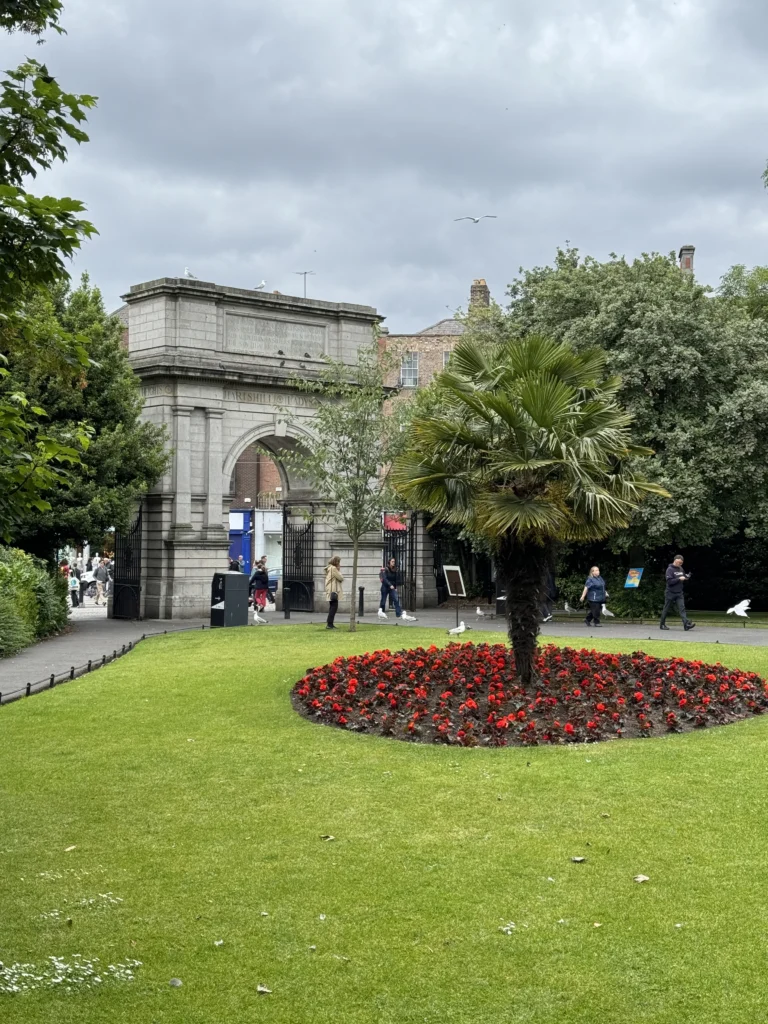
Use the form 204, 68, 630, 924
69, 666, 75, 680
26, 682, 31, 697
358, 586, 365, 618
50, 673, 55, 687
113, 650, 117, 661
122, 644, 126, 655
102, 654, 106, 667
87, 660, 92, 672
284, 585, 291, 619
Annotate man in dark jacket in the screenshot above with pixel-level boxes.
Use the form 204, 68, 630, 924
660, 555, 695, 631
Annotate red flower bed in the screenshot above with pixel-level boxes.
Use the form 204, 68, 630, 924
292, 643, 768, 746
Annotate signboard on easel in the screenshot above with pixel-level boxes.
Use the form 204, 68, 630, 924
443, 565, 466, 628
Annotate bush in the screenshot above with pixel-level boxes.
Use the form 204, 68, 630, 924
556, 569, 666, 618
0, 593, 35, 657
0, 546, 69, 657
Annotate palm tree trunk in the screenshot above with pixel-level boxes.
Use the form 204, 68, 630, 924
497, 536, 552, 686
349, 535, 359, 633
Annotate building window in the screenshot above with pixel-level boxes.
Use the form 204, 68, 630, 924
443, 350, 452, 368
400, 352, 419, 388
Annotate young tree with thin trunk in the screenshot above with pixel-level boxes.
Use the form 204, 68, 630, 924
284, 344, 397, 632
393, 334, 666, 684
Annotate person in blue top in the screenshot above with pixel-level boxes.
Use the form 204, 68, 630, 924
580, 566, 606, 627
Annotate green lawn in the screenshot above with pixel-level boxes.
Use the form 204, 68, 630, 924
3, 625, 768, 1023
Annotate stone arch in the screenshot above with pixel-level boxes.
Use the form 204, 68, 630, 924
223, 422, 318, 501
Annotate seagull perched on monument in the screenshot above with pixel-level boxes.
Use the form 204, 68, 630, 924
254, 280, 266, 290
454, 215, 497, 223
183, 267, 197, 279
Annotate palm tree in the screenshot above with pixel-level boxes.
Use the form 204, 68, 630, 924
392, 334, 667, 685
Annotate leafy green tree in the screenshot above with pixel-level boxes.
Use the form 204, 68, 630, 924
507, 247, 768, 550
6, 275, 169, 556
0, 0, 97, 540
718, 264, 768, 321
393, 334, 663, 684
283, 344, 400, 632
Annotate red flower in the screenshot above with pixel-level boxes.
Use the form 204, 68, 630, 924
564, 723, 575, 735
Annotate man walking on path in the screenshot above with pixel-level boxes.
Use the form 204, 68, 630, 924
94, 559, 110, 606
660, 555, 695, 631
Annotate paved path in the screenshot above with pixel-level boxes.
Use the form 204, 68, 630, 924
2, 605, 765, 704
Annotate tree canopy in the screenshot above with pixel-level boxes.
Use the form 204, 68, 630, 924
393, 333, 662, 682
5, 276, 168, 556
507, 247, 768, 550
0, 0, 97, 541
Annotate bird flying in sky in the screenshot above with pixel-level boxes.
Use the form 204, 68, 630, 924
454, 215, 497, 223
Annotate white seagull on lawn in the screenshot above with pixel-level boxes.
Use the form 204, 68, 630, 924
448, 621, 467, 635
727, 599, 750, 617
454, 215, 497, 223
253, 610, 268, 624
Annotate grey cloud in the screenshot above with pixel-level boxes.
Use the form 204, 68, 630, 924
1, 0, 766, 329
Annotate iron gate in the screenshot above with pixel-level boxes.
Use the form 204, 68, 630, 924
382, 511, 417, 611
112, 508, 142, 619
282, 505, 315, 612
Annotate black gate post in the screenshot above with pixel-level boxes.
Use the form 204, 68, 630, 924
112, 508, 143, 619
282, 504, 315, 612
382, 511, 417, 613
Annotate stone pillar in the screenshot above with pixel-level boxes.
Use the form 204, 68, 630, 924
172, 405, 194, 529
415, 513, 438, 608
204, 409, 225, 532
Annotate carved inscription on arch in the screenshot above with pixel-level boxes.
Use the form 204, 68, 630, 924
224, 314, 327, 360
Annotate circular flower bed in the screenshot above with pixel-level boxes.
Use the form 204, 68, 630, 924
292, 643, 768, 746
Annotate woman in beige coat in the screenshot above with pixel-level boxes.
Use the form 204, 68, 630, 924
325, 556, 344, 630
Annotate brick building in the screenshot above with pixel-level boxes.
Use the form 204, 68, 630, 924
382, 278, 491, 392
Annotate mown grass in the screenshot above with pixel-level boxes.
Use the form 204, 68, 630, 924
3, 625, 768, 1023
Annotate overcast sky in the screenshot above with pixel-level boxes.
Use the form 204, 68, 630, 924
4, 0, 768, 330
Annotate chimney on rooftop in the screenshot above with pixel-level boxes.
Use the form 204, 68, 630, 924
679, 245, 695, 274
470, 278, 490, 309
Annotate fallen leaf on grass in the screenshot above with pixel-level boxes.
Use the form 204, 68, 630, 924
214, 940, 224, 947
169, 978, 183, 987
320, 835, 335, 842
600, 813, 611, 819
593, 923, 602, 928
633, 875, 650, 884
260, 911, 269, 917
571, 857, 586, 863
257, 984, 272, 994
319, 914, 326, 921
64, 846, 77, 853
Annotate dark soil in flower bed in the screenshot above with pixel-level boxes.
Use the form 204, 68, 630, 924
291, 643, 768, 746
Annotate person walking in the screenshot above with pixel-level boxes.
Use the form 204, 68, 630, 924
580, 566, 607, 627
660, 555, 695, 631
250, 560, 270, 613
68, 571, 80, 608
93, 558, 109, 606
325, 556, 344, 630
378, 558, 403, 620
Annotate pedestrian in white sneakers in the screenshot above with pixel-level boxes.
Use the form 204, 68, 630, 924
377, 558, 417, 622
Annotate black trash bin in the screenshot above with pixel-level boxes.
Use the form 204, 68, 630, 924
211, 571, 250, 628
